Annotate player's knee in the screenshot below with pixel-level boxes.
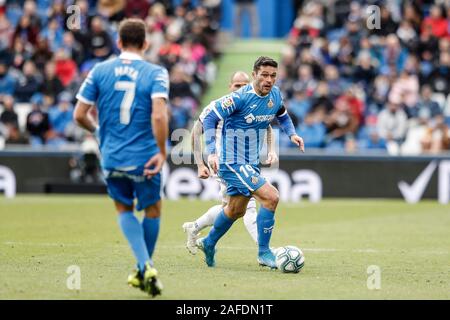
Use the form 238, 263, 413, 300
144, 202, 161, 218
265, 190, 279, 211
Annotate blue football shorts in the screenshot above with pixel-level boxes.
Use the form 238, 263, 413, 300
218, 163, 266, 197
103, 167, 161, 211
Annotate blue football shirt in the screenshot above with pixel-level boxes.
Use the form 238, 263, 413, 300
207, 83, 285, 165
76, 52, 169, 170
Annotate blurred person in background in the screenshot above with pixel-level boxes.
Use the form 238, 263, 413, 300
47, 91, 74, 147
41, 61, 64, 101
0, 95, 18, 129
14, 60, 42, 103
0, 61, 16, 97
296, 109, 326, 148
26, 93, 50, 147
377, 100, 408, 155
234, 0, 259, 38
324, 97, 359, 150
86, 16, 114, 62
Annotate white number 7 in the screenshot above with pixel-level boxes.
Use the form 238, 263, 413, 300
114, 81, 136, 125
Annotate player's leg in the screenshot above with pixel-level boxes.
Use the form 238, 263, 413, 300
182, 180, 228, 254
142, 201, 161, 260
243, 197, 258, 244
251, 182, 280, 269
108, 177, 151, 275
135, 172, 164, 297
197, 195, 249, 267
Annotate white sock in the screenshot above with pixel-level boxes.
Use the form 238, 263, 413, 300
194, 204, 223, 232
243, 198, 258, 244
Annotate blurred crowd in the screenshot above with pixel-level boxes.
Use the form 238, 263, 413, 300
278, 0, 450, 155
0, 0, 220, 149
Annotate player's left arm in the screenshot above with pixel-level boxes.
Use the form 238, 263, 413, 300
144, 68, 170, 178
276, 105, 305, 152
265, 124, 279, 165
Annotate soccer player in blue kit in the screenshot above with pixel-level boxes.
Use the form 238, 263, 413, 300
198, 56, 305, 268
73, 19, 169, 297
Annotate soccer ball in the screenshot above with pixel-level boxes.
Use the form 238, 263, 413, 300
275, 246, 305, 273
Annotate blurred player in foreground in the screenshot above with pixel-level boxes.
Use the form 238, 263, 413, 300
198, 56, 304, 268
74, 18, 169, 297
183, 71, 278, 254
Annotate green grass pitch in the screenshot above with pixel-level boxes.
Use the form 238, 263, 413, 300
0, 195, 449, 300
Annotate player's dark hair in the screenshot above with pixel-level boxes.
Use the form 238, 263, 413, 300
118, 18, 146, 49
253, 56, 278, 72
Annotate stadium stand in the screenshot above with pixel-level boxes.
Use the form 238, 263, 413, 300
0, 0, 220, 148
278, 0, 450, 155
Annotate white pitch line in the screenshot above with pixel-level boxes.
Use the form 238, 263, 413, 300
2, 241, 448, 255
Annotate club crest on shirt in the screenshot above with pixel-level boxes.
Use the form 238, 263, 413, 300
267, 98, 274, 108
251, 176, 259, 184
221, 95, 234, 109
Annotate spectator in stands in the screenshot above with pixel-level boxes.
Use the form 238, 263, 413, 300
0, 95, 18, 129
9, 37, 33, 70
0, 0, 221, 148
169, 64, 197, 103
40, 18, 64, 52
12, 15, 39, 47
353, 51, 377, 90
426, 51, 450, 95
357, 119, 386, 151
0, 6, 13, 51
292, 64, 317, 97
54, 48, 77, 87
125, 0, 152, 19
47, 91, 74, 147
0, 61, 16, 97
420, 116, 450, 154
377, 101, 408, 155
41, 61, 64, 101
324, 97, 359, 149
388, 68, 419, 110
26, 93, 50, 147
61, 31, 85, 67
287, 89, 311, 124
421, 4, 448, 39
85, 16, 113, 62
169, 96, 191, 135
46, 0, 65, 27
234, 0, 259, 38
14, 60, 42, 103
409, 85, 443, 120
4, 123, 29, 145
310, 81, 334, 114
32, 37, 54, 72
97, 0, 126, 22
296, 110, 326, 148
324, 64, 345, 100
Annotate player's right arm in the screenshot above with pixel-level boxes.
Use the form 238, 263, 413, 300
74, 67, 99, 135
202, 92, 242, 173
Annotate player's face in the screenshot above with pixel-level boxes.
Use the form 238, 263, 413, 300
229, 80, 249, 92
253, 66, 277, 96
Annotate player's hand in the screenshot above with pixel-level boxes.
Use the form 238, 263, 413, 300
208, 154, 219, 174
197, 164, 210, 179
144, 153, 165, 178
291, 135, 305, 153
265, 151, 279, 165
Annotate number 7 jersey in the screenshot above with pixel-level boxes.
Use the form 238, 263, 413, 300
76, 52, 169, 170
